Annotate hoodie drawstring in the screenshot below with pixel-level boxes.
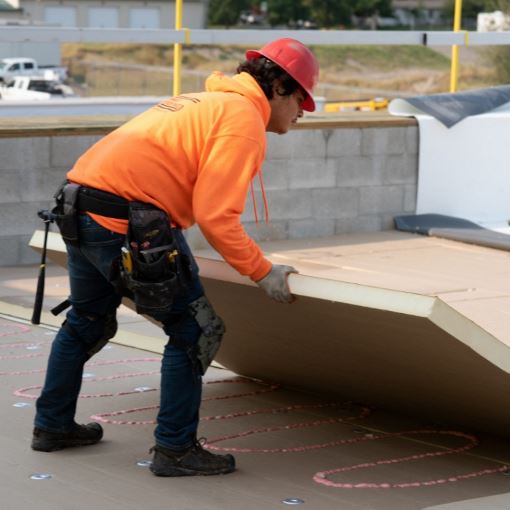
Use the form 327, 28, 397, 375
250, 171, 269, 225
259, 170, 269, 224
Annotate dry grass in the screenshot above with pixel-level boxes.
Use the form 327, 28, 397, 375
62, 43, 498, 99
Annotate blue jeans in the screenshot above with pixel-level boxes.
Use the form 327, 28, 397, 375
35, 213, 205, 450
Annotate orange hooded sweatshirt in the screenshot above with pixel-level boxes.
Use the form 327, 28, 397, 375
67, 72, 272, 282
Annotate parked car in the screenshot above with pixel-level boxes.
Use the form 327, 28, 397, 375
0, 75, 75, 100
0, 57, 68, 83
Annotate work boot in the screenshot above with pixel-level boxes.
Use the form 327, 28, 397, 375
149, 439, 236, 477
31, 422, 103, 452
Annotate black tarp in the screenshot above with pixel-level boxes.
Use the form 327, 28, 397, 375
394, 85, 510, 128
394, 213, 510, 251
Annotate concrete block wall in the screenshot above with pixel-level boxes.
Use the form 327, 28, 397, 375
240, 125, 418, 243
0, 134, 103, 266
0, 124, 418, 265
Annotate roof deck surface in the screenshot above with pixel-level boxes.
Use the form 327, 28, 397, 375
1, 262, 510, 510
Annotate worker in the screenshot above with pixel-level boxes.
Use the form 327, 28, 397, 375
31, 38, 319, 477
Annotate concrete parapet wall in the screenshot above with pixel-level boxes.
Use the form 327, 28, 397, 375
0, 119, 418, 265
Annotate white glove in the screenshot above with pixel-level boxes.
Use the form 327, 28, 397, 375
256, 264, 298, 303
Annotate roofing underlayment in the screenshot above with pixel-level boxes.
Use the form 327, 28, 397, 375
389, 87, 510, 232
0, 229, 506, 508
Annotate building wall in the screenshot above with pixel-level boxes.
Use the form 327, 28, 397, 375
19, 0, 208, 29
393, 0, 443, 8
392, 0, 444, 26
0, 123, 418, 266
0, 40, 61, 66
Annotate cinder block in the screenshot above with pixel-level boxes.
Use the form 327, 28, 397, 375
258, 159, 289, 190
359, 186, 405, 214
361, 127, 406, 156
380, 155, 418, 185
260, 189, 312, 221
335, 215, 383, 234
0, 170, 22, 203
406, 126, 419, 155
403, 184, 417, 212
311, 188, 359, 219
0, 201, 51, 236
19, 235, 40, 265
243, 188, 311, 222
289, 129, 327, 160
19, 166, 67, 202
382, 213, 399, 230
0, 235, 21, 266
337, 155, 384, 187
266, 132, 294, 160
0, 137, 51, 171
241, 189, 272, 223
50, 135, 102, 168
288, 158, 336, 190
325, 128, 362, 158
288, 219, 335, 239
244, 221, 288, 242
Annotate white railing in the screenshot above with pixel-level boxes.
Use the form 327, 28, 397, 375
2, 26, 510, 46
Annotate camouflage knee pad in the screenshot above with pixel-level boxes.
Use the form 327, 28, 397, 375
188, 296, 225, 375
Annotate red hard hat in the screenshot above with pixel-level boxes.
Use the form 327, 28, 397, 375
245, 38, 319, 112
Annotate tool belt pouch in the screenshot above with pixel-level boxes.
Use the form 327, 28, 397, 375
188, 296, 225, 376
121, 201, 183, 315
51, 182, 80, 245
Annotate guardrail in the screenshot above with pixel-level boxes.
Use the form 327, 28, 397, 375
2, 25, 510, 95
3, 26, 510, 46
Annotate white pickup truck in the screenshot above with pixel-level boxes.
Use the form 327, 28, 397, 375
0, 75, 75, 100
0, 57, 68, 83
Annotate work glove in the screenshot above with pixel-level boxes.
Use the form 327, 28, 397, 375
256, 264, 298, 304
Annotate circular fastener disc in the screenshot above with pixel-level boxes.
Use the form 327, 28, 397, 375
136, 460, 152, 467
134, 386, 153, 392
282, 498, 305, 505
30, 473, 52, 480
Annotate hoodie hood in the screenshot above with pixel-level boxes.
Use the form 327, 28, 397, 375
205, 71, 271, 227
205, 71, 271, 128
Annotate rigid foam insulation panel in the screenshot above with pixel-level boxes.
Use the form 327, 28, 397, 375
30, 230, 510, 437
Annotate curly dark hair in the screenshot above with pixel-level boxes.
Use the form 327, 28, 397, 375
236, 57, 302, 101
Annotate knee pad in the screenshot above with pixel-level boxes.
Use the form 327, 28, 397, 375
63, 309, 118, 357
188, 295, 225, 375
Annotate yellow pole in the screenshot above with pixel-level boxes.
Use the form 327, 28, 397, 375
173, 0, 183, 96
449, 0, 463, 92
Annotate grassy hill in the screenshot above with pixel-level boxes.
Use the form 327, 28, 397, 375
62, 43, 496, 99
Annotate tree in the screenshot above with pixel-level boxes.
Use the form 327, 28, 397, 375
302, 0, 352, 27
352, 0, 393, 28
442, 0, 487, 21
353, 0, 393, 17
208, 0, 251, 27
266, 0, 310, 27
